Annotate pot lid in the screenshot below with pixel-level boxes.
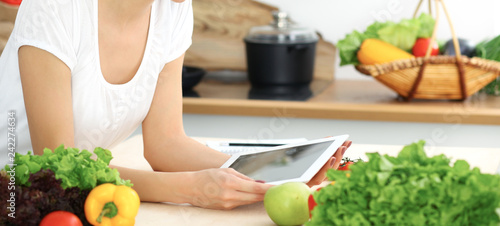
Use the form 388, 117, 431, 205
244, 11, 319, 44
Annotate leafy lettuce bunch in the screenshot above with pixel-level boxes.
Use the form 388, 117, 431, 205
338, 13, 435, 66
308, 141, 500, 225
5, 145, 132, 190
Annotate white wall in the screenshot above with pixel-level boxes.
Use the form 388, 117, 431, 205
256, 0, 500, 79
182, 114, 500, 149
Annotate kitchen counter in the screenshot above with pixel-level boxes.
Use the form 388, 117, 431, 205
111, 135, 500, 226
183, 78, 500, 125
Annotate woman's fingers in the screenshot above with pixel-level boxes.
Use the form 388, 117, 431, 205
307, 157, 336, 186
343, 140, 352, 148
332, 146, 346, 169
216, 171, 273, 209
192, 169, 274, 210
225, 168, 255, 181
333, 140, 351, 156
214, 190, 267, 210
226, 170, 273, 194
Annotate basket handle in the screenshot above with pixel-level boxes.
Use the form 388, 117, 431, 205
412, 0, 432, 19
408, 0, 467, 101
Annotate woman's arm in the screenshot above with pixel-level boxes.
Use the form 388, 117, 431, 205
19, 45, 270, 209
125, 54, 273, 209
19, 46, 75, 154
112, 165, 271, 209
141, 54, 230, 171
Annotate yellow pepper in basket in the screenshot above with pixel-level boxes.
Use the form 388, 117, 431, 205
84, 183, 140, 226
357, 39, 414, 65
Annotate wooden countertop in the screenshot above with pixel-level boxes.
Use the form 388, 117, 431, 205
183, 78, 500, 125
110, 135, 500, 226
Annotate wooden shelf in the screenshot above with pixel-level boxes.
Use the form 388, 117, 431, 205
183, 79, 500, 125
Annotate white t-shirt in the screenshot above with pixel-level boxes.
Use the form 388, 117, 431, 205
0, 0, 193, 166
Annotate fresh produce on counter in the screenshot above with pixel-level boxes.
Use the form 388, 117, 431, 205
40, 210, 83, 226
264, 182, 311, 226
85, 183, 140, 226
357, 39, 414, 65
0, 169, 91, 225
308, 141, 500, 225
9, 145, 132, 190
0, 146, 135, 225
338, 13, 435, 66
308, 158, 362, 219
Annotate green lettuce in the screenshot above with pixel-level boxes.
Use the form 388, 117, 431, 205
337, 31, 366, 66
308, 140, 500, 225
416, 13, 436, 38
338, 13, 435, 66
377, 19, 420, 52
5, 145, 132, 190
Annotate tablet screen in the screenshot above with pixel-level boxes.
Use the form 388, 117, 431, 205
228, 140, 334, 182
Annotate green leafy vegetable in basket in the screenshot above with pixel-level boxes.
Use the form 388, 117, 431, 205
308, 140, 500, 226
338, 13, 435, 66
4, 145, 132, 190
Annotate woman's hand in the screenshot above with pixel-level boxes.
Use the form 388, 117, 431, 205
306, 140, 352, 186
185, 168, 274, 210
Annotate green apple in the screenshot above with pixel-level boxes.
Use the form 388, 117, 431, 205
264, 182, 311, 226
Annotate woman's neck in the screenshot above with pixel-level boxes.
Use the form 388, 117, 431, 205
100, 0, 154, 29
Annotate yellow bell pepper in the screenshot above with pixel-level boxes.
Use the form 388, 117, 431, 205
357, 38, 414, 65
84, 183, 140, 226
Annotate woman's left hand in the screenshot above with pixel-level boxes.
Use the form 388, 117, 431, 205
306, 140, 352, 187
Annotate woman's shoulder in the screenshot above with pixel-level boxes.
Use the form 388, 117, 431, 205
16, 0, 91, 24
13, 0, 94, 40
155, 0, 192, 20
11, 0, 94, 70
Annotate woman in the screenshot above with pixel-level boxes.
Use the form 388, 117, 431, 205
0, 0, 351, 209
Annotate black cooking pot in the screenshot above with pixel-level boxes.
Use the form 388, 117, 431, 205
244, 11, 318, 87
182, 66, 205, 90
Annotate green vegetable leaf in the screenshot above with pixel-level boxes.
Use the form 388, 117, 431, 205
476, 34, 500, 95
308, 140, 500, 226
6, 145, 132, 190
337, 30, 366, 66
364, 22, 386, 39
94, 147, 113, 165
416, 13, 435, 38
476, 35, 500, 61
377, 19, 420, 52
397, 140, 427, 163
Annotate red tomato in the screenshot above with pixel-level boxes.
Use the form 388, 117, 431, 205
412, 38, 439, 57
0, 0, 22, 6
338, 161, 354, 171
40, 211, 83, 226
308, 187, 322, 218
308, 194, 316, 218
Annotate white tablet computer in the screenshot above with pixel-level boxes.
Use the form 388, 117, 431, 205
220, 134, 349, 185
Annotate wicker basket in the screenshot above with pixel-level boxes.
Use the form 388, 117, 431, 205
355, 0, 500, 101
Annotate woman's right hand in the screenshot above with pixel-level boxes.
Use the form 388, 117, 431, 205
185, 168, 274, 210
